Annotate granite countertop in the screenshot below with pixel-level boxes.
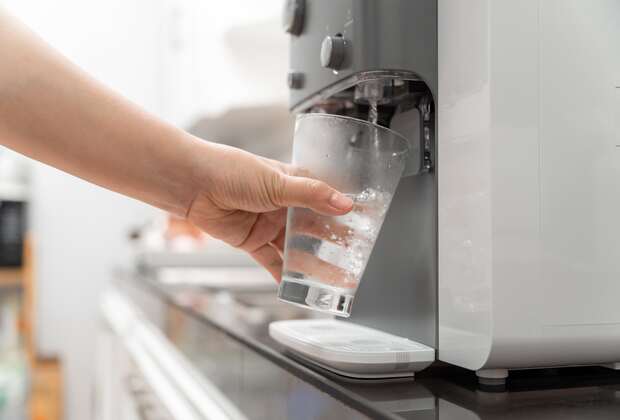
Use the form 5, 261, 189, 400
119, 273, 620, 420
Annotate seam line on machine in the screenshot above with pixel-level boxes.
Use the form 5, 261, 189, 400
537, 0, 542, 238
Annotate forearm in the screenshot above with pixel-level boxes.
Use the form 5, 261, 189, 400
0, 10, 201, 216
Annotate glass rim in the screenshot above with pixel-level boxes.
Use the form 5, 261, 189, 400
295, 113, 410, 156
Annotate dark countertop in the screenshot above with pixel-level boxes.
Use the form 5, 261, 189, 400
119, 273, 620, 420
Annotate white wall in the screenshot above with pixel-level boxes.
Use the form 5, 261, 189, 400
158, 0, 288, 127
2, 1, 164, 419
1, 1, 287, 419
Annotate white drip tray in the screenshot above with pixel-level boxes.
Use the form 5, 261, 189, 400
269, 319, 435, 379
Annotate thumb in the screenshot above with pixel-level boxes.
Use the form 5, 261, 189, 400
277, 175, 353, 215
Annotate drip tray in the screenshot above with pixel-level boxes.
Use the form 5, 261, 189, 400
269, 319, 435, 379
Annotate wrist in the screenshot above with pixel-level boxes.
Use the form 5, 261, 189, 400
144, 131, 206, 218
174, 135, 222, 218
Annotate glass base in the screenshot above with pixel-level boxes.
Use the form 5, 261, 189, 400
277, 278, 355, 317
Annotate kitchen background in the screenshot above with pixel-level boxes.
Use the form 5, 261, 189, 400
0, 1, 289, 419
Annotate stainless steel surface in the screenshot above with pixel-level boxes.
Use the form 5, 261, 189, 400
284, 0, 438, 346
287, 0, 437, 110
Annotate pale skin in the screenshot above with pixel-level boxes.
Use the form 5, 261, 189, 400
0, 10, 354, 281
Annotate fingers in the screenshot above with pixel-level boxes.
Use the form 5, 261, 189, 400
250, 243, 283, 282
236, 210, 286, 253
278, 175, 353, 216
272, 228, 286, 255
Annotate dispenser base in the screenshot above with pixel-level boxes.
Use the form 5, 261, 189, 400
269, 319, 435, 379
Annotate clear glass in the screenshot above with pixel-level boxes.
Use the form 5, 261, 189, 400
278, 113, 409, 317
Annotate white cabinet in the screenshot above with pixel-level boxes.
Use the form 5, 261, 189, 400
95, 290, 246, 420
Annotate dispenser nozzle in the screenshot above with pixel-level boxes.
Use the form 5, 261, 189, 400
353, 79, 406, 106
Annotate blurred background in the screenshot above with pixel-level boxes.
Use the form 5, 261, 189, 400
0, 1, 290, 419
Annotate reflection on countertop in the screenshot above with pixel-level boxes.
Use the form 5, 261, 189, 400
116, 272, 620, 420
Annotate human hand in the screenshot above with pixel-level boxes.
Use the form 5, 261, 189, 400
185, 142, 353, 281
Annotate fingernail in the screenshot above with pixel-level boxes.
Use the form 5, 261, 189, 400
329, 192, 353, 210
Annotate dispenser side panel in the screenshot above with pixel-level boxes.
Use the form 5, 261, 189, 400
440, 0, 620, 370
536, 0, 620, 345
487, 0, 620, 368
437, 0, 494, 370
485, 0, 543, 367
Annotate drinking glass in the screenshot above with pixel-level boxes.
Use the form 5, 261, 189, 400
278, 113, 409, 317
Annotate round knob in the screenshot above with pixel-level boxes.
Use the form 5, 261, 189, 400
282, 0, 305, 36
287, 71, 304, 89
320, 35, 346, 70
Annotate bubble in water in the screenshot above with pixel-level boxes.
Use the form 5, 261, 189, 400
281, 187, 392, 291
